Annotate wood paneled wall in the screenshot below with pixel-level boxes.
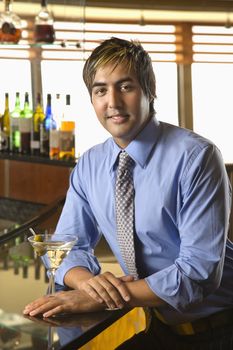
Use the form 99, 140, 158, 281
0, 159, 72, 204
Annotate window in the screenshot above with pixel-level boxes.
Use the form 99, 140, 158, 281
0, 59, 32, 111
153, 62, 178, 125
192, 63, 233, 163
192, 25, 233, 163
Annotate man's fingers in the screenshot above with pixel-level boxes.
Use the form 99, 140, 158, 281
84, 272, 131, 309
23, 297, 47, 315
107, 274, 131, 302
100, 272, 131, 302
24, 297, 58, 316
23, 290, 105, 318
87, 277, 120, 309
81, 283, 105, 304
120, 275, 135, 282
43, 305, 65, 318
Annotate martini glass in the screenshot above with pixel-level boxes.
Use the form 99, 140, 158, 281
28, 233, 77, 294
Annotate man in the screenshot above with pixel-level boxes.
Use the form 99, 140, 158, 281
24, 37, 233, 349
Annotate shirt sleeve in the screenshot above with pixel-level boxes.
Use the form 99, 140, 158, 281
54, 159, 101, 286
145, 144, 232, 312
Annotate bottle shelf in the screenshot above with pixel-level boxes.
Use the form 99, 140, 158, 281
0, 40, 81, 48
0, 150, 77, 167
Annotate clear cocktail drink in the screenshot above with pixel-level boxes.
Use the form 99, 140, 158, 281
28, 233, 77, 294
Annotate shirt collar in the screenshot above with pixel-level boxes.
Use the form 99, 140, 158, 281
110, 117, 161, 170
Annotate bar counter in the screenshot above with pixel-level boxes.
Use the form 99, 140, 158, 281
0, 197, 145, 349
0, 273, 130, 350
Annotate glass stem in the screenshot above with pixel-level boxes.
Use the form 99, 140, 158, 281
47, 326, 55, 350
5, 0, 11, 12
47, 269, 56, 294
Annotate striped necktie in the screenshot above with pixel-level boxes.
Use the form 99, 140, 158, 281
115, 151, 138, 279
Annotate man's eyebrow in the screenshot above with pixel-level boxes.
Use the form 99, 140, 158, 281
117, 77, 134, 85
92, 77, 134, 89
92, 82, 106, 89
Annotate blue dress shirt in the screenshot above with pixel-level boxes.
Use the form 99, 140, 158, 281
55, 117, 233, 324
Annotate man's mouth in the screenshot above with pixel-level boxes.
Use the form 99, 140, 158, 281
108, 114, 129, 125
107, 114, 129, 121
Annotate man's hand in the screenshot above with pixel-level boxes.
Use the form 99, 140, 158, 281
23, 274, 164, 318
23, 289, 106, 318
78, 272, 134, 310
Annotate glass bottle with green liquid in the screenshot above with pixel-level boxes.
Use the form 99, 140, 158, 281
19, 92, 33, 154
31, 92, 44, 156
10, 92, 21, 153
1, 92, 10, 152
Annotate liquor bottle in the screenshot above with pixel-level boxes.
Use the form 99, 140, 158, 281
49, 93, 60, 159
2, 92, 10, 151
0, 0, 22, 44
49, 127, 59, 159
53, 93, 62, 129
10, 92, 21, 153
0, 127, 3, 152
59, 94, 75, 160
19, 92, 33, 154
63, 94, 72, 119
0, 112, 3, 151
44, 93, 56, 130
31, 92, 44, 156
34, 0, 55, 44
40, 93, 55, 156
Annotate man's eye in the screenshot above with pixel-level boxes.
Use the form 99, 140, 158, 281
121, 84, 132, 91
94, 88, 106, 96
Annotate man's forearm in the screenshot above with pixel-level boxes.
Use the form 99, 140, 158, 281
125, 279, 165, 308
64, 266, 94, 290
64, 268, 165, 309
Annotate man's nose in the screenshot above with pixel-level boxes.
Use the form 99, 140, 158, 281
108, 89, 121, 109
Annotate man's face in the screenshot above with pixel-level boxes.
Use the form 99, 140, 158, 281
91, 63, 151, 148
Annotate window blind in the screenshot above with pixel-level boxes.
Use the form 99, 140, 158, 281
193, 25, 233, 63
0, 18, 233, 64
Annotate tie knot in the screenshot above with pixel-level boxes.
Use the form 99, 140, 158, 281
118, 151, 134, 171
